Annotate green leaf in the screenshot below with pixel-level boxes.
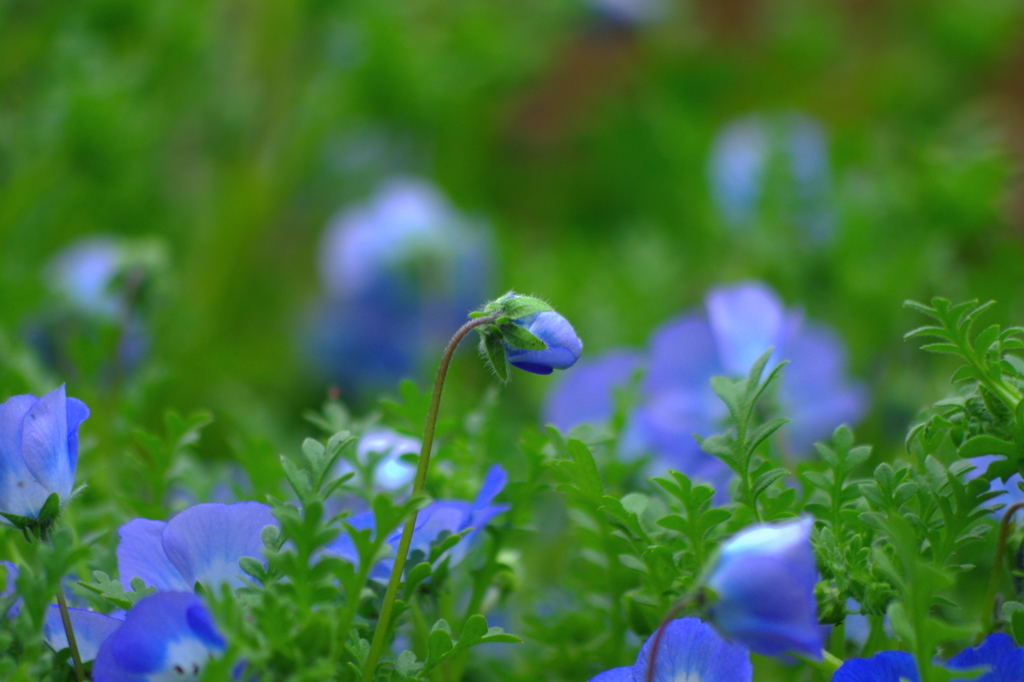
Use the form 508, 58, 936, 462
958, 435, 1018, 459
37, 492, 61, 529
499, 323, 547, 351
502, 296, 553, 318
480, 332, 509, 382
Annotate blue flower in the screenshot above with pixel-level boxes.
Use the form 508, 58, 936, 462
328, 465, 510, 579
545, 281, 866, 491
0, 385, 89, 522
505, 311, 583, 375
307, 177, 493, 396
961, 456, 1024, 515
708, 113, 834, 242
586, 617, 751, 682
336, 427, 420, 492
705, 517, 823, 659
43, 605, 124, 662
833, 634, 1024, 682
3, 561, 123, 663
117, 502, 277, 592
92, 592, 225, 682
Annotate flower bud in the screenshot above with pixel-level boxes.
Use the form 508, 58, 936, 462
705, 517, 823, 659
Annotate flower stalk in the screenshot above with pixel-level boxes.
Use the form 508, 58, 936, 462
55, 584, 86, 682
361, 314, 498, 681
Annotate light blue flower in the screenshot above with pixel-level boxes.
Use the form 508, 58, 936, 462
708, 113, 834, 242
705, 517, 823, 659
505, 311, 583, 375
962, 456, 1024, 514
117, 502, 277, 592
0, 385, 89, 522
340, 427, 420, 492
92, 592, 225, 682
545, 281, 866, 491
43, 605, 124, 662
586, 617, 751, 682
833, 633, 1024, 682
328, 465, 509, 579
308, 177, 493, 396
48, 238, 125, 319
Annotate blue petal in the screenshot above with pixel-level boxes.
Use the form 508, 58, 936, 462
708, 116, 768, 228
472, 465, 507, 510
947, 633, 1024, 682
708, 519, 822, 659
632, 617, 752, 682
705, 282, 786, 376
506, 311, 582, 373
44, 605, 123, 662
160, 502, 276, 590
587, 667, 633, 682
833, 651, 920, 682
117, 518, 190, 592
0, 393, 55, 519
543, 351, 644, 433
2, 560, 20, 618
65, 396, 90, 477
643, 314, 724, 395
776, 322, 867, 456
92, 592, 225, 682
20, 385, 78, 501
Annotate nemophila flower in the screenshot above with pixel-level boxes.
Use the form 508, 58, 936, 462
0, 385, 89, 525
545, 281, 866, 492
92, 592, 225, 682
705, 517, 823, 659
328, 465, 509, 579
306, 177, 493, 396
586, 617, 751, 682
117, 502, 277, 592
833, 633, 1024, 682
708, 113, 834, 242
962, 456, 1024, 514
336, 427, 420, 492
504, 311, 583, 375
43, 605, 123, 662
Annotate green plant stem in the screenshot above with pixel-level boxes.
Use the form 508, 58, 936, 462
56, 589, 85, 682
980, 501, 1024, 638
361, 315, 497, 682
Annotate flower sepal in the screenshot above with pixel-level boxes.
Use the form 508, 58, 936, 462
1, 492, 63, 542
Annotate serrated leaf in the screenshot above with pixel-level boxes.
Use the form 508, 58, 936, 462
920, 343, 961, 355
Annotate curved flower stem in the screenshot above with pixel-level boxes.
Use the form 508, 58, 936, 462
55, 589, 85, 682
980, 501, 1024, 638
644, 592, 698, 682
361, 315, 497, 682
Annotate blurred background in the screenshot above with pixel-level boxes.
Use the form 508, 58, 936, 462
3, 0, 1024, 472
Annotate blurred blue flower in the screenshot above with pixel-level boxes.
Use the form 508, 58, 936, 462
962, 456, 1024, 514
706, 517, 823, 659
588, 0, 666, 28
92, 592, 225, 682
338, 427, 420, 492
545, 281, 866, 491
307, 177, 493, 397
505, 311, 583, 375
833, 633, 1024, 682
48, 238, 125, 319
117, 502, 277, 592
2, 561, 123, 663
0, 385, 89, 522
708, 113, 835, 243
43, 605, 123, 662
586, 617, 751, 682
328, 465, 509, 579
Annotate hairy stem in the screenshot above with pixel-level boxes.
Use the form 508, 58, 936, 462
361, 315, 497, 682
56, 589, 85, 682
981, 501, 1024, 638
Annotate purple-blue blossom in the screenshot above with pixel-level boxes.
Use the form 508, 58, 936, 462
544, 281, 866, 492
962, 456, 1024, 514
708, 113, 834, 242
328, 465, 509, 579
505, 311, 583, 375
0, 385, 89, 522
307, 177, 492, 396
833, 634, 1024, 682
117, 502, 277, 592
705, 517, 823, 659
336, 427, 420, 492
92, 592, 226, 682
585, 617, 751, 682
